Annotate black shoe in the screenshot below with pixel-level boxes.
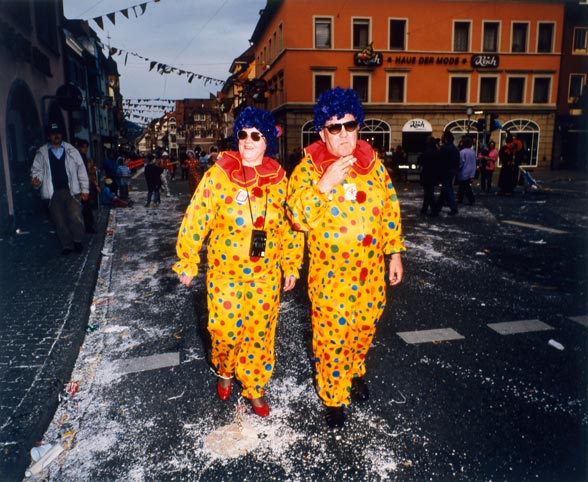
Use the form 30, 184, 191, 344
62, 248, 73, 255
325, 406, 346, 428
350, 377, 370, 403
74, 242, 83, 253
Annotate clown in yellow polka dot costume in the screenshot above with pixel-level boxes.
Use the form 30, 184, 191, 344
174, 107, 303, 417
287, 88, 406, 428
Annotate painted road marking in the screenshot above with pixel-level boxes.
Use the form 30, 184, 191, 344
116, 352, 180, 375
488, 319, 554, 335
569, 315, 588, 328
397, 328, 465, 344
501, 220, 568, 234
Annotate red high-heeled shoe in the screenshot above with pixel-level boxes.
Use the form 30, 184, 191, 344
216, 379, 232, 401
251, 398, 270, 417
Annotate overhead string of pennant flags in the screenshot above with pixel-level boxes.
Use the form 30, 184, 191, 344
89, 0, 225, 88
122, 99, 177, 125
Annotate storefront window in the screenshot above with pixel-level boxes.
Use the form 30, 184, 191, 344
500, 119, 540, 167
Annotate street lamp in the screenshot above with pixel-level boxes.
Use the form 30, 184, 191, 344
466, 107, 473, 134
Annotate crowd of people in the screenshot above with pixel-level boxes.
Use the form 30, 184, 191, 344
416, 130, 528, 217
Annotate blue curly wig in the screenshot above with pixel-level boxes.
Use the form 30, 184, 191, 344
313, 87, 365, 132
233, 106, 279, 158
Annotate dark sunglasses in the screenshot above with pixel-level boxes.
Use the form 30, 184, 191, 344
323, 120, 359, 135
237, 130, 264, 142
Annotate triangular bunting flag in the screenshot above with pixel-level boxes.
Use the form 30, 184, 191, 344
149, 61, 157, 71
121, 8, 129, 19
139, 3, 147, 15
93, 16, 104, 30
106, 12, 116, 25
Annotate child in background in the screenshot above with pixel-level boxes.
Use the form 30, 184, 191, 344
100, 178, 129, 208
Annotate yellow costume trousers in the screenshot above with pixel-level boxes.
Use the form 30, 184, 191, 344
308, 257, 386, 407
207, 274, 281, 400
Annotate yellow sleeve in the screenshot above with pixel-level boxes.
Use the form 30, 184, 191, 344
278, 175, 304, 278
286, 157, 331, 232
172, 170, 217, 277
378, 162, 407, 255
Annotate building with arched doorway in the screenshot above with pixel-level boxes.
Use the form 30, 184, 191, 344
0, 1, 66, 233
227, 0, 564, 175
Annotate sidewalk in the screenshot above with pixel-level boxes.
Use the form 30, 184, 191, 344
0, 198, 108, 482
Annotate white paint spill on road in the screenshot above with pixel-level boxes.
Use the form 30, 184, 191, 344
501, 220, 568, 234
397, 328, 465, 344
568, 315, 588, 328
487, 319, 554, 335
115, 352, 180, 375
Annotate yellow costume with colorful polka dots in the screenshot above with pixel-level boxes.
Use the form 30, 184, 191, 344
287, 140, 406, 407
174, 151, 303, 400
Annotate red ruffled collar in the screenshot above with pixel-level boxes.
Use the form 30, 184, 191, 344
304, 139, 377, 175
216, 151, 285, 187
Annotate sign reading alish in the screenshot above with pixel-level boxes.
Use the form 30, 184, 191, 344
471, 54, 500, 68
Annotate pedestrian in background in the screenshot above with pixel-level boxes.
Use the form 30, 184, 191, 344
457, 136, 477, 205
287, 87, 405, 428
184, 150, 200, 195
103, 148, 119, 196
31, 123, 89, 255
144, 154, 163, 207
31, 123, 90, 254
479, 139, 498, 193
117, 153, 132, 202
433, 131, 460, 216
498, 135, 517, 195
75, 138, 99, 233
158, 151, 171, 197
174, 107, 303, 418
418, 135, 440, 216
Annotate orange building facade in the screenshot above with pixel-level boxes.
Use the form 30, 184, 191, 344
246, 0, 565, 170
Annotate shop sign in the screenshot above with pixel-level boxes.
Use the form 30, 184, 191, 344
391, 56, 467, 66
402, 118, 432, 132
354, 43, 383, 67
471, 54, 499, 68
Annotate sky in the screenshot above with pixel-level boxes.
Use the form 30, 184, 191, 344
63, 0, 267, 109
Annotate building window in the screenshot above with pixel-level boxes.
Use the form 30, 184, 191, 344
278, 24, 283, 52
315, 17, 332, 49
314, 74, 333, 101
387, 76, 405, 102
353, 18, 370, 49
573, 27, 588, 54
453, 21, 470, 52
450, 77, 468, 103
479, 77, 497, 103
512, 22, 528, 52
389, 19, 406, 50
507, 77, 525, 103
533, 77, 551, 103
483, 22, 500, 52
569, 74, 586, 102
537, 23, 554, 53
352, 75, 369, 102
